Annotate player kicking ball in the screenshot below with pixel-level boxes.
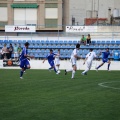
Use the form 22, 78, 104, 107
95, 48, 112, 71
65, 43, 81, 79
81, 48, 97, 75
20, 42, 34, 79
43, 49, 59, 74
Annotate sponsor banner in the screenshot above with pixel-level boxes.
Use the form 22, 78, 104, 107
3, 60, 19, 67
5, 25, 36, 32
66, 26, 98, 32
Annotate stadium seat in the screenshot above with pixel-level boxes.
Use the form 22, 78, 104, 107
50, 40, 54, 45
116, 41, 120, 45
73, 41, 78, 45
36, 49, 41, 53
4, 40, 9, 43
99, 45, 104, 49
35, 40, 40, 44
22, 40, 26, 43
64, 40, 68, 45
35, 53, 39, 58
68, 41, 73, 45
106, 41, 110, 45
91, 41, 96, 45
58, 41, 63, 45
45, 40, 50, 45
41, 40, 45, 44
101, 41, 105, 45
96, 41, 101, 45
51, 45, 56, 49
0, 40, 3, 43
54, 41, 58, 45
111, 41, 115, 45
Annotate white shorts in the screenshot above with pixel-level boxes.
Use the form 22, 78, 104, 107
86, 60, 92, 69
55, 59, 60, 65
14, 52, 18, 58
71, 58, 77, 66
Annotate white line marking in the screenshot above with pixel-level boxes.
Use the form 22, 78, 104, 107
98, 81, 120, 90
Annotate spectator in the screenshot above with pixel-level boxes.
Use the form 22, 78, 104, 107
80, 35, 86, 45
17, 44, 22, 57
1, 44, 9, 59
8, 43, 13, 59
86, 34, 91, 45
13, 43, 18, 60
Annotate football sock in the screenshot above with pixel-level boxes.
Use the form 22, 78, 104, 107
72, 70, 75, 78
49, 67, 53, 70
66, 69, 73, 72
56, 66, 59, 71
97, 65, 102, 69
20, 70, 23, 77
54, 67, 57, 73
83, 68, 89, 74
108, 64, 110, 70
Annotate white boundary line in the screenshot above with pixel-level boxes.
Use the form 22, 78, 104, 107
98, 81, 120, 90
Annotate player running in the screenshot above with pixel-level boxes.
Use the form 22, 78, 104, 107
96, 48, 112, 71
65, 43, 81, 79
43, 49, 59, 74
81, 48, 97, 75
54, 49, 60, 73
20, 42, 34, 79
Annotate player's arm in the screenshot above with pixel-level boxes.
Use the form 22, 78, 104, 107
110, 53, 112, 56
43, 55, 48, 63
83, 57, 88, 65
43, 58, 46, 63
24, 54, 34, 59
74, 54, 81, 59
54, 53, 59, 58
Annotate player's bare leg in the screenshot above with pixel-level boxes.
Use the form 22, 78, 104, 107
96, 62, 104, 71
107, 60, 111, 71
71, 65, 76, 79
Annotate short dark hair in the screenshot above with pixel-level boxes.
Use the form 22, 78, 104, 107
90, 48, 93, 51
24, 42, 29, 46
106, 48, 109, 50
76, 43, 80, 48
50, 49, 53, 52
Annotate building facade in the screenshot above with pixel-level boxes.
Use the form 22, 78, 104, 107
0, 0, 63, 30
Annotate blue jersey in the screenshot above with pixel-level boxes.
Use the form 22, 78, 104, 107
46, 53, 56, 62
20, 47, 28, 61
102, 51, 110, 59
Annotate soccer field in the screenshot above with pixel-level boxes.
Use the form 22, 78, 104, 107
0, 69, 120, 120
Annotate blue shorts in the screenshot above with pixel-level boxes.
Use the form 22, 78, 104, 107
102, 58, 108, 63
48, 60, 54, 67
20, 59, 30, 68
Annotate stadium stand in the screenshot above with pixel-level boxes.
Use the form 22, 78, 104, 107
0, 40, 120, 60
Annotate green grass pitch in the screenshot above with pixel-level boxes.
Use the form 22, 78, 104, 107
0, 69, 120, 120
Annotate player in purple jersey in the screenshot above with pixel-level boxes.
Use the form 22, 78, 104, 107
96, 48, 112, 71
43, 49, 59, 74
19, 42, 34, 79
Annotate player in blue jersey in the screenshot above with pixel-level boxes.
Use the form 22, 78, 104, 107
19, 42, 34, 79
96, 48, 112, 71
43, 49, 59, 74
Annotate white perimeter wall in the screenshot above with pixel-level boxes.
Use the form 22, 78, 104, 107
0, 60, 120, 70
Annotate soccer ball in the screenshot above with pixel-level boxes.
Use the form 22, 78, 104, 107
57, 70, 61, 74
